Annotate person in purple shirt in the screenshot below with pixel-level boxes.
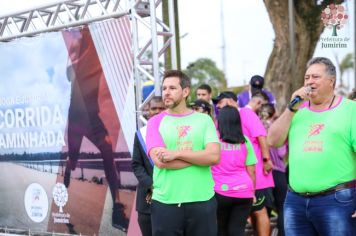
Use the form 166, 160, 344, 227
237, 75, 276, 108
258, 103, 288, 236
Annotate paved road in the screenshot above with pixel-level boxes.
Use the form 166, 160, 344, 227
0, 162, 134, 235
0, 162, 56, 231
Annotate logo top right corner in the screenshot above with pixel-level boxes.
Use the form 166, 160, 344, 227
321, 4, 348, 37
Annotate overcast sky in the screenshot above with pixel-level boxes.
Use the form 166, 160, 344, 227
0, 0, 355, 88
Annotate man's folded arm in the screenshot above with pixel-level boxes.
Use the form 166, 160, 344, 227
149, 147, 192, 169
175, 142, 220, 166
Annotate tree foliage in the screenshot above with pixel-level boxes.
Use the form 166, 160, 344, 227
339, 53, 354, 82
263, 0, 344, 110
184, 58, 227, 100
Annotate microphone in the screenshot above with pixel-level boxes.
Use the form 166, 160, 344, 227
290, 86, 312, 107
289, 96, 302, 107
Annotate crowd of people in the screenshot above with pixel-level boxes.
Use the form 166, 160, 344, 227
131, 57, 356, 236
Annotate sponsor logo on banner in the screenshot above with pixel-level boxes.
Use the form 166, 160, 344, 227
320, 3, 350, 49
24, 183, 49, 223
52, 183, 70, 224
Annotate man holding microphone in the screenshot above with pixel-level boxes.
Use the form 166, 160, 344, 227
268, 57, 355, 236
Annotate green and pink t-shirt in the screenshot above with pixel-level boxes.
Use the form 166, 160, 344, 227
288, 97, 356, 192
212, 136, 257, 198
146, 111, 219, 204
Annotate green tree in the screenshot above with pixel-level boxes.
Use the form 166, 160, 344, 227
339, 53, 354, 84
335, 52, 354, 96
263, 0, 345, 110
184, 58, 227, 101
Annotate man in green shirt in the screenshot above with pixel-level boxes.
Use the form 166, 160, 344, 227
146, 70, 220, 236
268, 57, 355, 236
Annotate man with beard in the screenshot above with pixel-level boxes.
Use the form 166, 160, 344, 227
146, 70, 220, 236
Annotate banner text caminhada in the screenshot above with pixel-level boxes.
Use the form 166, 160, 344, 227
0, 131, 65, 149
0, 105, 66, 148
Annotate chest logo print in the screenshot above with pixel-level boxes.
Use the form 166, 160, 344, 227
177, 125, 191, 138
308, 124, 325, 138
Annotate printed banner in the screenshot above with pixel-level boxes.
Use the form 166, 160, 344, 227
0, 17, 137, 236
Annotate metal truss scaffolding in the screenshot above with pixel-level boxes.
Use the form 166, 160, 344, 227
131, 0, 177, 126
0, 0, 177, 127
0, 0, 130, 41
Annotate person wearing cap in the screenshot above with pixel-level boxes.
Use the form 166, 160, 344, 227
213, 91, 274, 236
190, 99, 212, 116
237, 75, 276, 108
146, 70, 220, 236
212, 91, 239, 109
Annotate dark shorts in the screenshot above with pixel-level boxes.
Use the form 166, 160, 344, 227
251, 187, 274, 212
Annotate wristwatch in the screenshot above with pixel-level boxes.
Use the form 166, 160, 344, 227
262, 157, 270, 162
288, 103, 298, 113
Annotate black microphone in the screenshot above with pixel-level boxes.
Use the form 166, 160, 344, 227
290, 87, 311, 107
289, 96, 302, 107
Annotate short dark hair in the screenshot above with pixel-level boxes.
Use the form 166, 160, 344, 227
306, 57, 336, 77
149, 96, 163, 107
348, 88, 356, 100
217, 106, 245, 144
197, 84, 212, 94
251, 90, 269, 102
258, 103, 275, 121
163, 70, 191, 89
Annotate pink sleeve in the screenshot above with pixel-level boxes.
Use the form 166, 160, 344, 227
146, 113, 166, 156
240, 108, 267, 138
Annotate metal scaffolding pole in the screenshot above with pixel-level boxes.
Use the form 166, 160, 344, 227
130, 0, 177, 126
168, 0, 177, 69
149, 0, 160, 96
0, 0, 129, 42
